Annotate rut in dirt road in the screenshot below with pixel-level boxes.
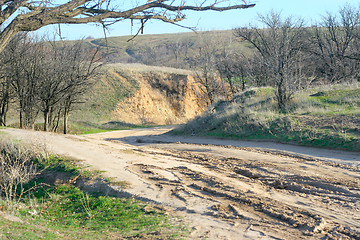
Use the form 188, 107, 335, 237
126, 143, 360, 239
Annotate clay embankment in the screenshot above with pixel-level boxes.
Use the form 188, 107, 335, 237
107, 64, 208, 125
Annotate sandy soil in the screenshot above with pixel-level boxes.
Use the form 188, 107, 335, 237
1, 127, 360, 239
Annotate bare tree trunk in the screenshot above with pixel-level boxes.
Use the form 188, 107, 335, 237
225, 74, 236, 96
43, 111, 49, 131
0, 101, 8, 126
1, 103, 8, 126
63, 98, 71, 134
19, 111, 23, 129
63, 108, 69, 134
241, 75, 245, 91
52, 108, 61, 132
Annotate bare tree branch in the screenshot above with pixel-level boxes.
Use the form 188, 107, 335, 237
235, 11, 308, 111
0, 0, 255, 53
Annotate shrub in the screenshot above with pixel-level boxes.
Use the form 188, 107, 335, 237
0, 138, 40, 205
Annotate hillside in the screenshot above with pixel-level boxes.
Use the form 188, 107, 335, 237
79, 30, 251, 68
174, 84, 360, 151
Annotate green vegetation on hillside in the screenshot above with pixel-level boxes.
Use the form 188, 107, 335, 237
70, 65, 140, 122
67, 121, 152, 134
173, 84, 360, 151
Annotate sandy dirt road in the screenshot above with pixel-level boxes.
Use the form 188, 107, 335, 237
1, 127, 360, 239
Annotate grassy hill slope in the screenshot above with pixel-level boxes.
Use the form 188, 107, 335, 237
173, 84, 360, 151
78, 30, 251, 68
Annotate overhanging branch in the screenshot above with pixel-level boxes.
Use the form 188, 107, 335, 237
0, 0, 256, 53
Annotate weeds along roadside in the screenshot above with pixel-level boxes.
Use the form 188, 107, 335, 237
0, 137, 186, 239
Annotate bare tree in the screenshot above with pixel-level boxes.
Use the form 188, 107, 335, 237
216, 49, 250, 95
0, 48, 15, 126
37, 43, 68, 132
6, 34, 44, 129
0, 33, 33, 126
247, 53, 271, 87
0, 32, 100, 132
37, 40, 100, 132
0, 77, 11, 126
60, 44, 100, 134
191, 33, 228, 104
309, 4, 360, 83
235, 11, 308, 111
168, 38, 194, 67
0, 0, 255, 53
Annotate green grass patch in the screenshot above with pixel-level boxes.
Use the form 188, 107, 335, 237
0, 217, 63, 240
0, 142, 186, 239
68, 121, 152, 135
27, 185, 169, 235
35, 155, 81, 175
8, 183, 184, 239
7, 120, 153, 135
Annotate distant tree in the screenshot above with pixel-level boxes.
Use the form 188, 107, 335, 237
309, 4, 360, 83
168, 38, 194, 68
235, 11, 308, 111
216, 50, 250, 95
247, 53, 271, 87
138, 44, 163, 66
191, 34, 228, 104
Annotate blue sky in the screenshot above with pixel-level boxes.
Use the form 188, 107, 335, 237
38, 0, 358, 40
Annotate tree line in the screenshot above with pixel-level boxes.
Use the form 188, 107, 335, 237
0, 34, 100, 133
191, 4, 360, 111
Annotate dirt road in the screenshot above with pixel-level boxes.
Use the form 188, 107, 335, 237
1, 127, 360, 239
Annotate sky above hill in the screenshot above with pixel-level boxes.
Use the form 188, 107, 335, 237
38, 0, 358, 40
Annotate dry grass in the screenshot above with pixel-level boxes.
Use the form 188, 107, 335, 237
0, 137, 44, 209
107, 63, 192, 75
